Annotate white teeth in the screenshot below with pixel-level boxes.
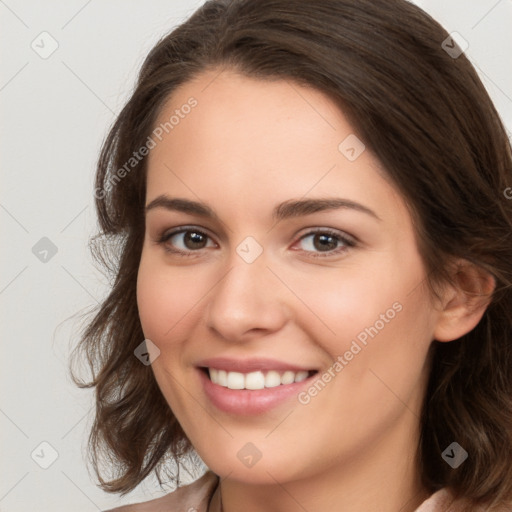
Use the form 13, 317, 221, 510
281, 371, 296, 385
226, 371, 245, 389
265, 370, 281, 388
294, 370, 308, 382
245, 371, 265, 390
217, 370, 227, 386
207, 368, 312, 389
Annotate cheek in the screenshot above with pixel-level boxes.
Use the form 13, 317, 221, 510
136, 255, 200, 342
280, 263, 404, 346
136, 256, 204, 409
292, 270, 432, 446
284, 254, 433, 380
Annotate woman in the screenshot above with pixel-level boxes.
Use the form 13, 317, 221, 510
71, 0, 512, 510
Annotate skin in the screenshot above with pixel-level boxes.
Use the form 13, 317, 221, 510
136, 68, 494, 512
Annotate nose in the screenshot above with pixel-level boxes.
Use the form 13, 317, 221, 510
204, 253, 292, 343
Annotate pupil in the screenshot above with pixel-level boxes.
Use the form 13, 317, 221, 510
185, 231, 206, 249
314, 234, 337, 251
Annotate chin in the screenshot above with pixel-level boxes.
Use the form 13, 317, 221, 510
197, 443, 312, 485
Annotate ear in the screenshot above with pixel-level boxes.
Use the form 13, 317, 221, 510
433, 259, 496, 343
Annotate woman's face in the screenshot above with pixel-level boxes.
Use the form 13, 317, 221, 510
137, 69, 442, 484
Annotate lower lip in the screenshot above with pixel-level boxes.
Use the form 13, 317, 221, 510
198, 368, 316, 415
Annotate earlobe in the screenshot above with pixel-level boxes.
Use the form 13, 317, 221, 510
433, 260, 496, 343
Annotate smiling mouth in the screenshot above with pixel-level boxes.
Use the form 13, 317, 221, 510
200, 367, 318, 390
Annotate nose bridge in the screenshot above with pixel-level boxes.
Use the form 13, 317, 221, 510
205, 243, 290, 341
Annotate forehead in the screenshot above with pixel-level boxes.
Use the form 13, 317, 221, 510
146, 68, 407, 226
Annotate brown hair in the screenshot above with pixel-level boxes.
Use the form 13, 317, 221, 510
70, 0, 512, 506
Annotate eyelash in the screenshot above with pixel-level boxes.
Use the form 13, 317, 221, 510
156, 226, 357, 259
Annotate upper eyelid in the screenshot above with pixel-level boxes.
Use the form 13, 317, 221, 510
159, 225, 356, 248
159, 224, 222, 245
160, 226, 219, 248
296, 228, 355, 245
161, 225, 218, 243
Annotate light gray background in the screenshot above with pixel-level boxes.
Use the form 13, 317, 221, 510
1, 1, 511, 510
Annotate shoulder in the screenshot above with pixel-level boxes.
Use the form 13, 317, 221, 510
415, 488, 468, 512
103, 471, 220, 512
415, 488, 511, 512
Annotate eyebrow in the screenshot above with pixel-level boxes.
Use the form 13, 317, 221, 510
144, 195, 382, 222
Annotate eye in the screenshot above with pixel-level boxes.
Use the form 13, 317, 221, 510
158, 227, 216, 255
293, 228, 356, 258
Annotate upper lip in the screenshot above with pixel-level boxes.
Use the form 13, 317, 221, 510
196, 357, 317, 374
